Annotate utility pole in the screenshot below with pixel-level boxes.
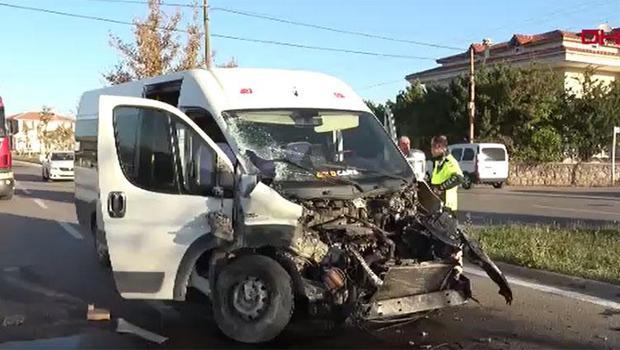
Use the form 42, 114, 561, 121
468, 45, 475, 143
203, 0, 212, 68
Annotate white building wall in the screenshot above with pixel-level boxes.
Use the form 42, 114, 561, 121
12, 119, 75, 154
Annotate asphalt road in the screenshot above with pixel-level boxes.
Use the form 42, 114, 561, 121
459, 185, 620, 227
0, 161, 619, 349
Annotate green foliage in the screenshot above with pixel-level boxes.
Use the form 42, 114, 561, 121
517, 126, 563, 162
470, 225, 620, 284
364, 100, 387, 125
383, 65, 620, 161
558, 71, 620, 160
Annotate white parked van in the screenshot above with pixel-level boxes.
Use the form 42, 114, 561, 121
74, 68, 511, 343
406, 149, 426, 181
448, 143, 509, 189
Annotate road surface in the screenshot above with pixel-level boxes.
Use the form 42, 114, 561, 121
459, 185, 620, 227
0, 161, 619, 349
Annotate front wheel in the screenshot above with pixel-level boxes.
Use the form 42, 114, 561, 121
213, 254, 294, 344
461, 174, 473, 190
492, 182, 504, 189
0, 189, 13, 200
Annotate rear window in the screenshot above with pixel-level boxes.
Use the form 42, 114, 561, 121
480, 147, 506, 161
462, 148, 475, 161
450, 148, 463, 160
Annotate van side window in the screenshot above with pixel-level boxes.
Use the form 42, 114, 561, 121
113, 106, 178, 194
462, 148, 475, 161
450, 148, 463, 160
182, 107, 235, 163
172, 120, 217, 195
182, 107, 226, 143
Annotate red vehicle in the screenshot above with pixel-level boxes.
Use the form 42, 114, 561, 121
0, 96, 14, 199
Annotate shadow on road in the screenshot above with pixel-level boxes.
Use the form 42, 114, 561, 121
16, 188, 73, 203
13, 173, 45, 183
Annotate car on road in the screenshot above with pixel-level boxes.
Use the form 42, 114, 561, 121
405, 149, 427, 181
448, 143, 509, 189
0, 96, 15, 200
75, 68, 512, 344
42, 151, 75, 181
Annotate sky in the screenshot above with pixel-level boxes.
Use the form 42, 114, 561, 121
0, 0, 619, 116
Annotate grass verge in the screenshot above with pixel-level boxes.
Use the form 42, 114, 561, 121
468, 224, 620, 285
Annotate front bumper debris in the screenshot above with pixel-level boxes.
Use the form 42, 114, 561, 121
363, 289, 467, 320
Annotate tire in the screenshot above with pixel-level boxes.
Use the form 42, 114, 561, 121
492, 182, 504, 189
94, 226, 111, 268
0, 189, 13, 200
213, 254, 294, 344
461, 173, 473, 190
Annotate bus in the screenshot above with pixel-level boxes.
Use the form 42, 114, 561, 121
0, 96, 14, 199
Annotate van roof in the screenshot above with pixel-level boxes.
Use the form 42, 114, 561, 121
78, 68, 370, 117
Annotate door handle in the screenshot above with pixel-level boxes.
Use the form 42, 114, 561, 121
107, 191, 126, 218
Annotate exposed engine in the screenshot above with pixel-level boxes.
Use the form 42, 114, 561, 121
282, 181, 512, 323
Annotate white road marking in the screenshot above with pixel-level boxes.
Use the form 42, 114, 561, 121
464, 267, 620, 310
57, 222, 84, 240
33, 199, 47, 209
533, 204, 620, 217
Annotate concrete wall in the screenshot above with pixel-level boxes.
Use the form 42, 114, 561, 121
508, 162, 620, 187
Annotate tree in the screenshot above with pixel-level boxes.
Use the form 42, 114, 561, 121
20, 122, 31, 155
217, 56, 239, 68
50, 124, 75, 151
37, 106, 54, 155
104, 0, 204, 84
559, 71, 620, 160
364, 100, 387, 124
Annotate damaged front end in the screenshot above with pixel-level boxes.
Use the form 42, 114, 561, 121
261, 180, 513, 324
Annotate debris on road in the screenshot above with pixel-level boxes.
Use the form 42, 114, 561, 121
116, 318, 168, 344
477, 337, 492, 343
2, 314, 25, 327
86, 304, 110, 321
595, 334, 608, 341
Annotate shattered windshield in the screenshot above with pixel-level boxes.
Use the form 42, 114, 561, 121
224, 109, 413, 185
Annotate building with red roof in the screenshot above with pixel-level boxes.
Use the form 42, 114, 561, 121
406, 26, 620, 94
7, 111, 75, 154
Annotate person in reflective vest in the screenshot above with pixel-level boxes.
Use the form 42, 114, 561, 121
430, 135, 464, 213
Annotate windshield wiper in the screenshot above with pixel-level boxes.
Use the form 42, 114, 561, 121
269, 158, 365, 194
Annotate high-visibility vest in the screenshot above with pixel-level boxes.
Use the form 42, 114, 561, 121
431, 154, 463, 211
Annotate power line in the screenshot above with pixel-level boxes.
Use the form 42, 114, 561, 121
85, 0, 465, 51
86, 0, 202, 9
209, 7, 465, 51
358, 79, 405, 90
0, 2, 436, 60
443, 0, 610, 47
